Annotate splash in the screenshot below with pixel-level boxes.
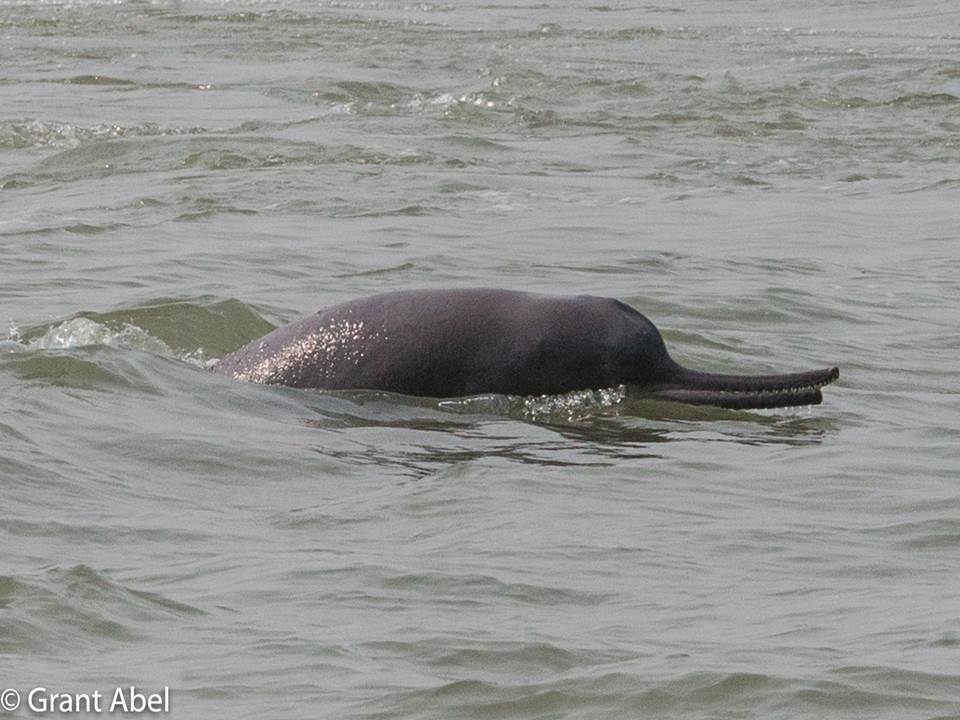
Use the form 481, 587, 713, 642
2, 317, 217, 366
7, 321, 22, 343
29, 317, 171, 354
437, 394, 515, 416
438, 385, 628, 423
517, 385, 628, 423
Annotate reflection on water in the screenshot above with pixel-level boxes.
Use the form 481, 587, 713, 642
289, 382, 837, 480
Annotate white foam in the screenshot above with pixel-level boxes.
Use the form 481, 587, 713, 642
439, 385, 627, 422
28, 317, 173, 355
519, 385, 628, 422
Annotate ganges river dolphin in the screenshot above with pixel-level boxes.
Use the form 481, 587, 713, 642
212, 288, 839, 410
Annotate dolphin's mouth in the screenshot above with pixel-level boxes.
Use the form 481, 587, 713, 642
648, 366, 840, 410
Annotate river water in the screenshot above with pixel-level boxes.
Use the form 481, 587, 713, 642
2, 1, 959, 718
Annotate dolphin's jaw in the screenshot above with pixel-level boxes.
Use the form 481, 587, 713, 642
647, 366, 839, 410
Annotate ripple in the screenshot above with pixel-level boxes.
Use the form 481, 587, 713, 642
0, 565, 203, 654
380, 571, 613, 607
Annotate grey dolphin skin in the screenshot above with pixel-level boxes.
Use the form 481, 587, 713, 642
212, 288, 839, 410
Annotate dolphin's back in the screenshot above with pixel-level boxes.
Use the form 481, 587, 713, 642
212, 288, 666, 397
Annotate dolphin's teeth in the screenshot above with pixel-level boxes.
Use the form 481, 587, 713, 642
722, 384, 816, 396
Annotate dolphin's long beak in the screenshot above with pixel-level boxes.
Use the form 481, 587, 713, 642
648, 366, 840, 410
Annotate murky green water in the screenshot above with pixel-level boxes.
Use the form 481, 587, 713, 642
2, 1, 959, 718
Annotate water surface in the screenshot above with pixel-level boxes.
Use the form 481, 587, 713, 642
2, 1, 959, 718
